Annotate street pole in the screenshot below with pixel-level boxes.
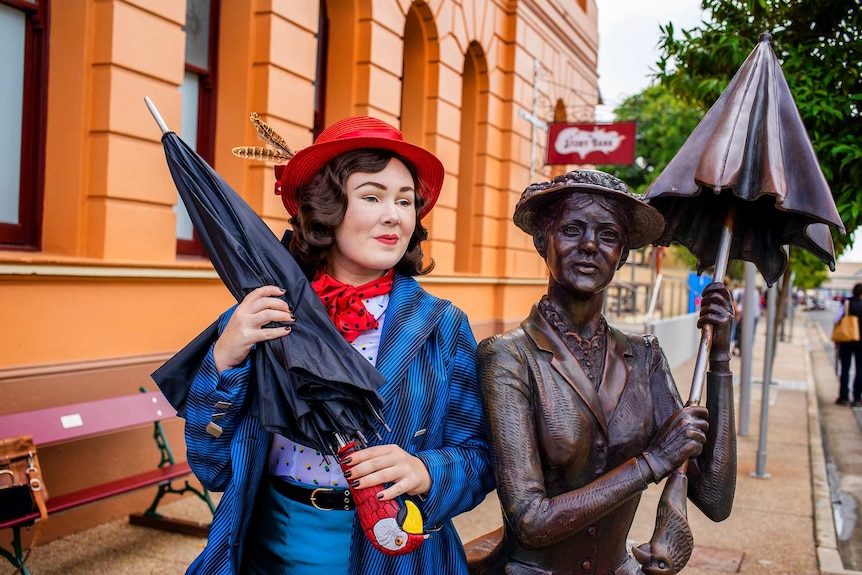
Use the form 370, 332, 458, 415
738, 261, 757, 436
752, 283, 777, 479
787, 271, 796, 342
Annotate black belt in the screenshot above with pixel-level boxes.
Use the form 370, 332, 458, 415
270, 476, 355, 511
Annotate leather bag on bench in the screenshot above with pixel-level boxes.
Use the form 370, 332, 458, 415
0, 435, 48, 570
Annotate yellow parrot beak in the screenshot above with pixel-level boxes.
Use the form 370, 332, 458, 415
401, 499, 424, 535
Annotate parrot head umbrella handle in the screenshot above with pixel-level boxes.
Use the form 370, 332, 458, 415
336, 435, 427, 556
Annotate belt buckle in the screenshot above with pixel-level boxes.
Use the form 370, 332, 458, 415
309, 487, 336, 511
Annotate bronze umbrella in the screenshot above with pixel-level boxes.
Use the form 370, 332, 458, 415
633, 33, 845, 574
646, 32, 844, 286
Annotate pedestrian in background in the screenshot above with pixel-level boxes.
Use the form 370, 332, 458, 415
731, 283, 759, 355
835, 282, 862, 406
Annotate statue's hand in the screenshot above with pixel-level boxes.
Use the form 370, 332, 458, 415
697, 282, 734, 362
642, 406, 709, 481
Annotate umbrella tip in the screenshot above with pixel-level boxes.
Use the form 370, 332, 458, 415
759, 32, 772, 43
143, 96, 171, 135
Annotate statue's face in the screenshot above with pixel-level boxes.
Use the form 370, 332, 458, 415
538, 195, 626, 297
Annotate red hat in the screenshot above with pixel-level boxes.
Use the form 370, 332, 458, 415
274, 116, 444, 219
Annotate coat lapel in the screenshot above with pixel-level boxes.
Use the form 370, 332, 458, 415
375, 274, 448, 405
597, 326, 633, 425
523, 307, 609, 438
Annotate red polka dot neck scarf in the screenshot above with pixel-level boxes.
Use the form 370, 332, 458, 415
311, 269, 395, 342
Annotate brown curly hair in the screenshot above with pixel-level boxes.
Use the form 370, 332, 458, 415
287, 149, 434, 278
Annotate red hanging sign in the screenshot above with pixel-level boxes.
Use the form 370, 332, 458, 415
546, 121, 637, 165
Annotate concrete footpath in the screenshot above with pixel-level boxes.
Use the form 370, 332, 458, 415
19, 313, 861, 574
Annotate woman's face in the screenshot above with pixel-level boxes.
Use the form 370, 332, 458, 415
539, 194, 626, 297
328, 157, 418, 285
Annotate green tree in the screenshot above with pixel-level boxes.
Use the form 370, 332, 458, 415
655, 0, 861, 286
790, 247, 830, 290
599, 84, 750, 280
597, 84, 704, 194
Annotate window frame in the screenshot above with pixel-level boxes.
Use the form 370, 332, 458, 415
177, 0, 220, 257
0, 0, 49, 249
312, 1, 329, 140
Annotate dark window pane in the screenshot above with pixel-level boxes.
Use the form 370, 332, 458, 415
184, 0, 210, 70
0, 0, 46, 248
0, 4, 25, 225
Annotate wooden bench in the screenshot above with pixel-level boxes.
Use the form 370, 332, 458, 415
0, 388, 214, 573
464, 527, 505, 574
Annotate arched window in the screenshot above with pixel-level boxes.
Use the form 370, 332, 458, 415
400, 5, 428, 146
455, 42, 489, 274
321, 0, 357, 123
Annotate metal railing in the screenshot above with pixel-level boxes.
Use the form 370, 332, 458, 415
605, 275, 689, 323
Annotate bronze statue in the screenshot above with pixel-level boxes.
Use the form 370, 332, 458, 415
474, 170, 736, 575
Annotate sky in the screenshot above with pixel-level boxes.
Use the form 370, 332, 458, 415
594, 0, 705, 122
594, 0, 862, 263
838, 233, 862, 262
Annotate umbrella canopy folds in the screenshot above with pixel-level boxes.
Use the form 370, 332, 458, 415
145, 99, 386, 454
644, 33, 845, 287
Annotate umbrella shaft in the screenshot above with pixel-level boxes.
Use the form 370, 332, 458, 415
687, 326, 713, 405
688, 206, 735, 405
333, 433, 351, 450
144, 97, 170, 134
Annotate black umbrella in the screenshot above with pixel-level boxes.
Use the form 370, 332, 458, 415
144, 97, 387, 455
632, 33, 846, 574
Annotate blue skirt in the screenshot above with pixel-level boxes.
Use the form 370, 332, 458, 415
242, 476, 354, 575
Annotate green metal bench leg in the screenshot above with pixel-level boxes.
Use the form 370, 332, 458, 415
0, 526, 32, 575
130, 476, 214, 537
147, 418, 216, 514
142, 479, 216, 517
129, 389, 214, 537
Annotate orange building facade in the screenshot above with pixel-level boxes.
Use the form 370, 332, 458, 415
0, 0, 598, 540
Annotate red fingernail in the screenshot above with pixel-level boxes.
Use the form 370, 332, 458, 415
341, 457, 352, 465
351, 480, 360, 488
376, 492, 384, 500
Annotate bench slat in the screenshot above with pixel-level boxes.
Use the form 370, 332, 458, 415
129, 513, 209, 538
0, 392, 178, 446
0, 462, 193, 530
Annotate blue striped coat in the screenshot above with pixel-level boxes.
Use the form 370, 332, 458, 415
182, 273, 495, 574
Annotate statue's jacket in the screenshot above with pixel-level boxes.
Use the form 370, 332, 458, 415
477, 305, 733, 575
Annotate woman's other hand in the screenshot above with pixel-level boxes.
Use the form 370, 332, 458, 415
213, 285, 294, 373
698, 282, 734, 362
342, 444, 432, 501
641, 405, 709, 481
